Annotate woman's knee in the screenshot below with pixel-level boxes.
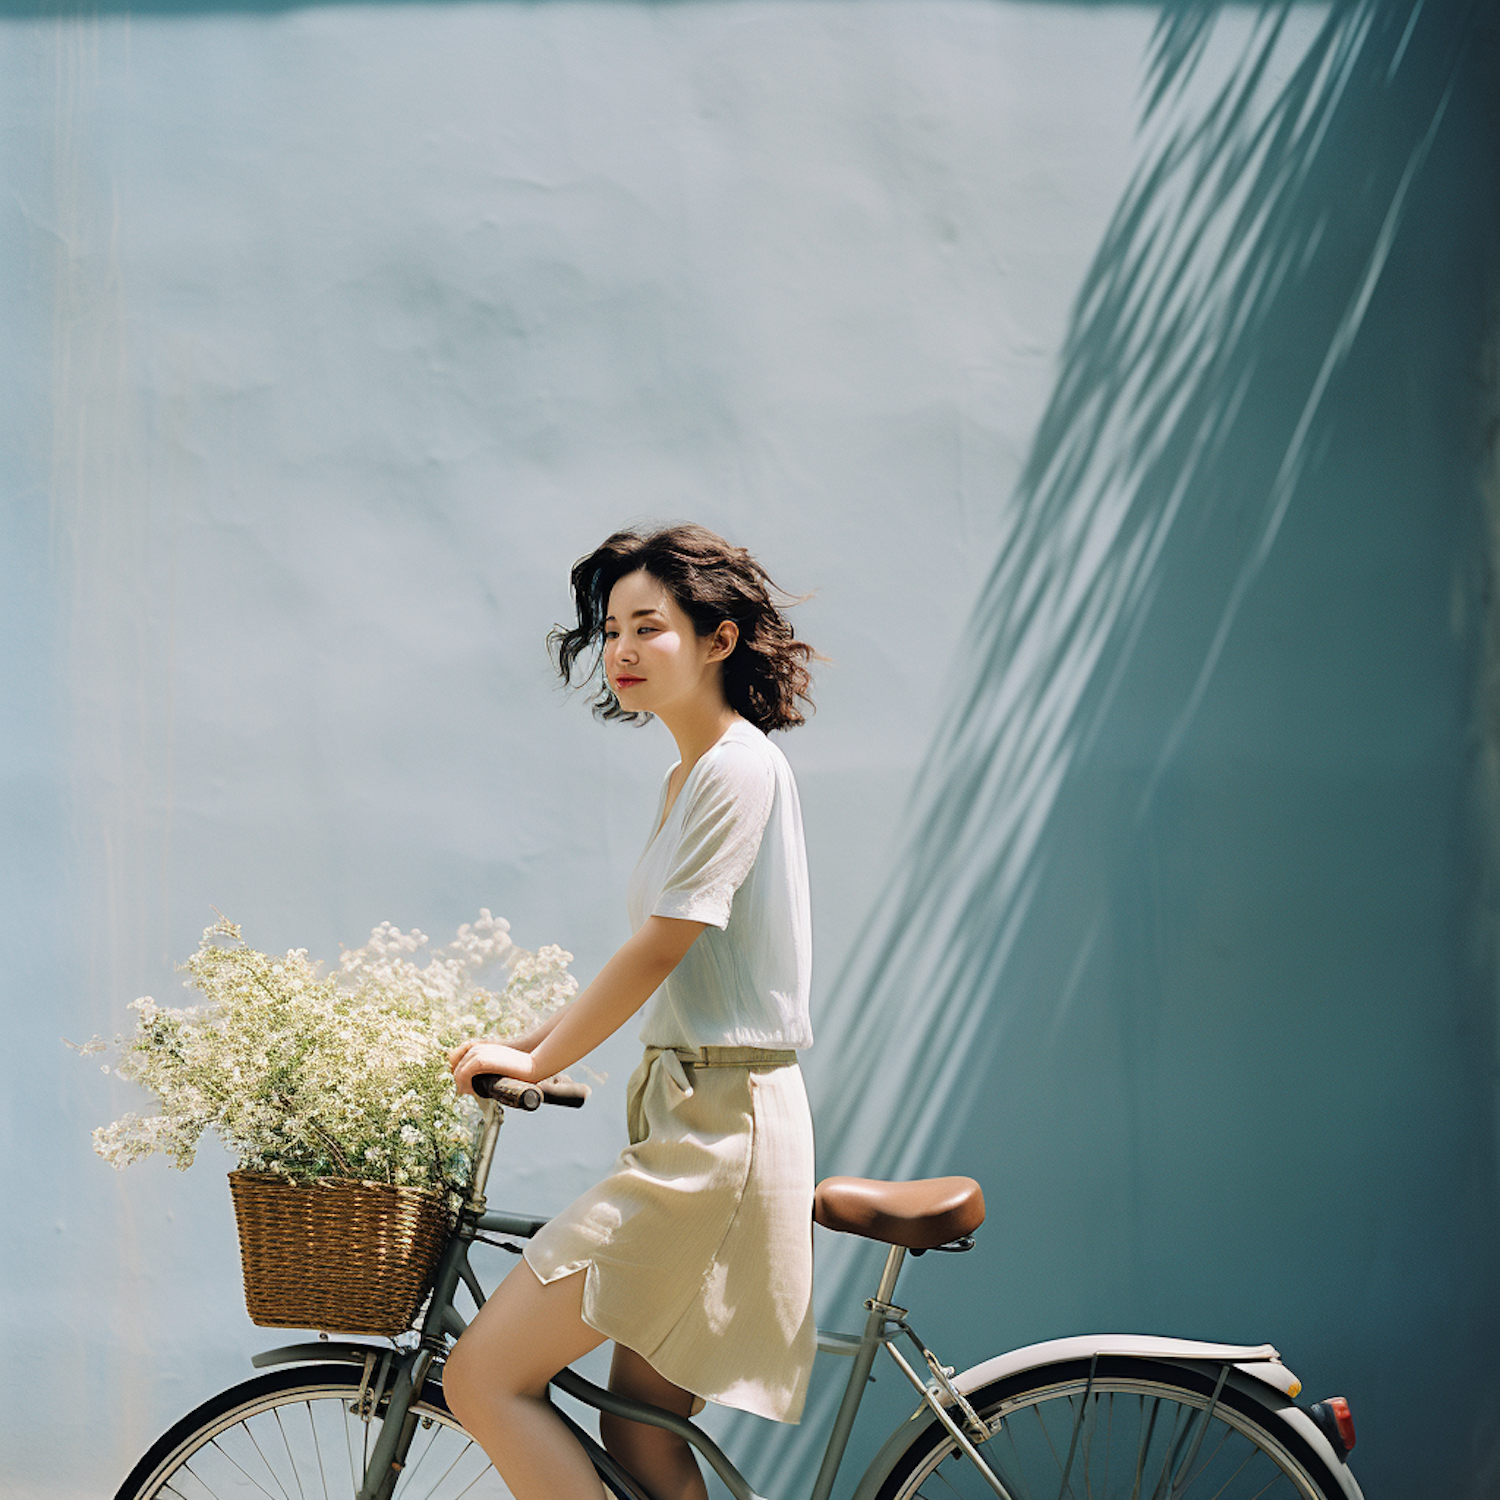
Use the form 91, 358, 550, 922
441, 1332, 485, 1422
444, 1264, 601, 1425
444, 1328, 541, 1418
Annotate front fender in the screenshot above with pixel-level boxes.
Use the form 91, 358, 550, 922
251, 1339, 391, 1371
849, 1335, 1363, 1500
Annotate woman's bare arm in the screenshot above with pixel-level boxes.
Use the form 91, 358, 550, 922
448, 915, 706, 1094
506, 1007, 565, 1054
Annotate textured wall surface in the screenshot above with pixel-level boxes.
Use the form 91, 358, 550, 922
2, 1, 1496, 1496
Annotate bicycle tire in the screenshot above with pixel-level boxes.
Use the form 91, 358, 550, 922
113, 1362, 632, 1500
873, 1355, 1349, 1500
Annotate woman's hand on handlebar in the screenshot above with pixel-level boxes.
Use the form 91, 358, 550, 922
448, 1039, 539, 1097
448, 918, 704, 1093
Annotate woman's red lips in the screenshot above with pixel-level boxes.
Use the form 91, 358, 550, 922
615, 676, 644, 688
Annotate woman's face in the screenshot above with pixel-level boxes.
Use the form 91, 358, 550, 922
603, 569, 730, 719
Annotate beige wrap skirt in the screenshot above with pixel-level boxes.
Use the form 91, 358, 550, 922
523, 1045, 816, 1423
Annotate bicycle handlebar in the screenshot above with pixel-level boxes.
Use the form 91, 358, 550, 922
473, 1075, 590, 1111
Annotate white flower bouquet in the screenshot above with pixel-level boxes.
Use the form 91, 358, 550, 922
81, 911, 577, 1202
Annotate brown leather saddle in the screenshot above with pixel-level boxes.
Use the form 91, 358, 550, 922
814, 1174, 986, 1251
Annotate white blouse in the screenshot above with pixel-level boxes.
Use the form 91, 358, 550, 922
628, 719, 813, 1051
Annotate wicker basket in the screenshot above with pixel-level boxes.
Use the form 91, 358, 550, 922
228, 1170, 451, 1336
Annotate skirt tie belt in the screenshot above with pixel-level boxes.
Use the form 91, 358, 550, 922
639, 1044, 798, 1113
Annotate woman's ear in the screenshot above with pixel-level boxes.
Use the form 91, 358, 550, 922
707, 620, 739, 663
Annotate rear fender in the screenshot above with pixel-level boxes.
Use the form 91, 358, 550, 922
951, 1334, 1299, 1399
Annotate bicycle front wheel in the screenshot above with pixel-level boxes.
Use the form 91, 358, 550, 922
114, 1363, 628, 1500
874, 1356, 1350, 1500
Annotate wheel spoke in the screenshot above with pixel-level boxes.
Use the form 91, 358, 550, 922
1052, 1391, 1089, 1500
397, 1421, 475, 1500
882, 1367, 1342, 1500
1079, 1393, 1094, 1500
245, 1422, 297, 1500
1148, 1396, 1196, 1500
274, 1407, 310, 1500
344, 1396, 361, 1497
1195, 1437, 1261, 1500
999, 1413, 1040, 1500
1172, 1419, 1234, 1498
451, 1461, 502, 1500
391, 1421, 444, 1500
303, 1402, 331, 1500
117, 1374, 513, 1500
933, 1460, 972, 1500
407, 1431, 480, 1500
210, 1434, 286, 1500
1244, 1471, 1292, 1500
1131, 1394, 1161, 1500
1100, 1391, 1113, 1500
1030, 1393, 1072, 1493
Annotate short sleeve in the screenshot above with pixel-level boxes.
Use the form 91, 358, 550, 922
652, 742, 776, 929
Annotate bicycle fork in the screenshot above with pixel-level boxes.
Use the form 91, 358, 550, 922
353, 1225, 484, 1500
346, 1345, 433, 1500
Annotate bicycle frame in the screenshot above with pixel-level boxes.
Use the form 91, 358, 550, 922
250, 1097, 1008, 1500
249, 1099, 1357, 1500
253, 1241, 987, 1500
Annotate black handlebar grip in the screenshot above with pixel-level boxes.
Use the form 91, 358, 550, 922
471, 1075, 591, 1110
540, 1078, 590, 1108
473, 1076, 543, 1110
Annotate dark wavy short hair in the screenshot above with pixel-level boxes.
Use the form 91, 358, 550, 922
549, 523, 816, 732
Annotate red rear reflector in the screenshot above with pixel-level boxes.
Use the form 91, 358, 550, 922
1328, 1397, 1356, 1451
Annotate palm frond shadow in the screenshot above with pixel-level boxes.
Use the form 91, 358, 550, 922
723, 0, 1481, 1486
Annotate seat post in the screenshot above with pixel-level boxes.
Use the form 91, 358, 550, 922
873, 1243, 907, 1307
808, 1243, 911, 1500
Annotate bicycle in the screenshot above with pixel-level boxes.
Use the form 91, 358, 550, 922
115, 1076, 1366, 1500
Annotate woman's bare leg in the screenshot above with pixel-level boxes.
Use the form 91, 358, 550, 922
600, 1346, 710, 1500
442, 1262, 608, 1500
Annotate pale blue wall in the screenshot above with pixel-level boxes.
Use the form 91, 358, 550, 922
2, 1, 1495, 1496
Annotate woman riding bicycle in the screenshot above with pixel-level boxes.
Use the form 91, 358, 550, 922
444, 522, 819, 1500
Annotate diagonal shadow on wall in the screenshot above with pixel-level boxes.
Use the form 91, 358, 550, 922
720, 2, 1494, 1496
811, 0, 1480, 1196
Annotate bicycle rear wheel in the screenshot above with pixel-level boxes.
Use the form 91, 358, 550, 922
874, 1356, 1350, 1500
114, 1363, 632, 1500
